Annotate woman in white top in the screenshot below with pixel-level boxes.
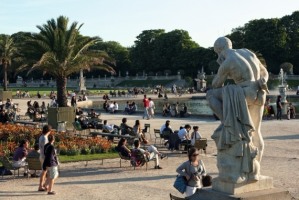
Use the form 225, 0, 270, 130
190, 126, 202, 146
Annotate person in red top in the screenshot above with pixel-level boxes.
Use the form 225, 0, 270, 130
142, 95, 150, 120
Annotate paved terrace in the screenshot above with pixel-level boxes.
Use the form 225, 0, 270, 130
0, 113, 298, 200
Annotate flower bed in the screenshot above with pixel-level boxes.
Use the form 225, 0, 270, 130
0, 124, 113, 157
56, 133, 112, 156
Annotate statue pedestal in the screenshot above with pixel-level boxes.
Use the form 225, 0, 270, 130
188, 187, 293, 200
212, 176, 273, 195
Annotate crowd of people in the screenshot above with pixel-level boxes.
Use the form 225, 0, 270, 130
103, 100, 119, 113
162, 102, 189, 118
263, 95, 296, 120
0, 98, 18, 123
26, 100, 47, 121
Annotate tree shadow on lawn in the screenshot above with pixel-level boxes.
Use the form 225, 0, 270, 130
57, 174, 175, 185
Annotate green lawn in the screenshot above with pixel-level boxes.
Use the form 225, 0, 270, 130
59, 152, 119, 163
7, 87, 128, 97
116, 79, 175, 87
0, 152, 119, 167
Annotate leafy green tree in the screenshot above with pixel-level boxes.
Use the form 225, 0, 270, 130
20, 16, 114, 107
130, 29, 165, 73
91, 41, 130, 76
130, 29, 205, 76
152, 29, 199, 73
184, 76, 194, 87
0, 35, 18, 91
280, 11, 299, 74
280, 62, 293, 74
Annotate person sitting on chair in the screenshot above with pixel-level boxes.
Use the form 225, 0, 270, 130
120, 118, 133, 135
12, 139, 30, 176
180, 103, 188, 117
103, 120, 120, 133
115, 138, 131, 159
160, 120, 173, 146
132, 140, 165, 169
190, 126, 202, 146
177, 124, 192, 150
27, 143, 41, 177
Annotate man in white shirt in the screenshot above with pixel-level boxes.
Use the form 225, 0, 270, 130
190, 126, 202, 146
177, 124, 192, 151
38, 125, 51, 191
178, 124, 191, 141
103, 120, 120, 133
113, 102, 119, 113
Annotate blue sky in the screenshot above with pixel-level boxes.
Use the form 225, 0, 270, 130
1, 0, 298, 48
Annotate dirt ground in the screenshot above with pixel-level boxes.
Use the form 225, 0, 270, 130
1, 110, 298, 200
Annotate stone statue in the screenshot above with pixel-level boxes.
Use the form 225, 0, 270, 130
206, 37, 269, 184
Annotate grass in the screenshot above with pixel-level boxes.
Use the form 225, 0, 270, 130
0, 152, 119, 167
116, 79, 175, 87
59, 152, 119, 163
7, 87, 129, 97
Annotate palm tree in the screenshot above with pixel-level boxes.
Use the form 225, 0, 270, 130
25, 16, 114, 107
0, 35, 18, 91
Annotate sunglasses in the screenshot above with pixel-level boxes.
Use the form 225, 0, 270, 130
192, 154, 199, 157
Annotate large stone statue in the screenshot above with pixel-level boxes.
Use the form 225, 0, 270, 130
207, 37, 269, 186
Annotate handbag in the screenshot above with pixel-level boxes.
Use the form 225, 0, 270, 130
202, 174, 212, 187
173, 175, 187, 194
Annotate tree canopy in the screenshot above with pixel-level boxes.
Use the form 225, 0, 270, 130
227, 11, 299, 74
21, 16, 115, 106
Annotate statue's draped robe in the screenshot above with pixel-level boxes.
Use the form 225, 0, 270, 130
216, 85, 255, 174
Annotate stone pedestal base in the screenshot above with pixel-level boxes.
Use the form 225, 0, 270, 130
212, 176, 273, 195
188, 188, 293, 200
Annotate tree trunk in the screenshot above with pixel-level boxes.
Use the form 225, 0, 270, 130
2, 59, 7, 91
56, 76, 68, 107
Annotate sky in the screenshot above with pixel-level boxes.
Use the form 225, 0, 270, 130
1, 0, 298, 48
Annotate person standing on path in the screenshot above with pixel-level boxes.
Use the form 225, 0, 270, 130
38, 125, 51, 192
176, 147, 207, 197
276, 95, 282, 120
148, 98, 155, 119
142, 95, 149, 120
43, 134, 59, 195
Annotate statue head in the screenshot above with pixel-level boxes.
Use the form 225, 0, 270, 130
214, 37, 232, 54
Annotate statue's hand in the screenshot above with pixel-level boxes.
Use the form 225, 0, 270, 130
258, 78, 269, 94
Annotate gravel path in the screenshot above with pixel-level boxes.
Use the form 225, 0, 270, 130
1, 101, 299, 200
